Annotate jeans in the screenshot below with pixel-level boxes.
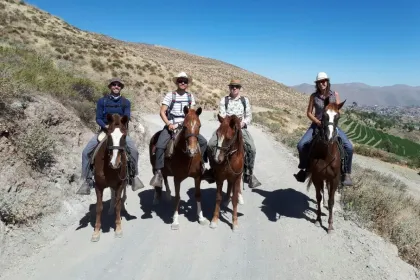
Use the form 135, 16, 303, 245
154, 126, 208, 170
81, 134, 139, 180
207, 128, 257, 175
296, 123, 353, 173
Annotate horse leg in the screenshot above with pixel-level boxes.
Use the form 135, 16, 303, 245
222, 181, 232, 208
153, 186, 162, 205
210, 180, 223, 229
121, 184, 127, 212
108, 188, 115, 216
194, 176, 208, 225
323, 184, 328, 208
164, 175, 171, 201
238, 187, 244, 205
171, 177, 181, 230
231, 177, 241, 232
115, 184, 124, 238
91, 187, 104, 242
313, 179, 323, 227
327, 179, 338, 234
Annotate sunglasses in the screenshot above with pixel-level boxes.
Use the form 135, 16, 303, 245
229, 85, 241, 89
317, 80, 328, 84
110, 82, 123, 87
177, 79, 189, 84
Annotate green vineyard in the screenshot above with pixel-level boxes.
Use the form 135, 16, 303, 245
340, 118, 420, 157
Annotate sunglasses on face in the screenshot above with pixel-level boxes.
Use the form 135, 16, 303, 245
229, 85, 241, 89
110, 83, 122, 87
317, 80, 328, 84
177, 79, 189, 84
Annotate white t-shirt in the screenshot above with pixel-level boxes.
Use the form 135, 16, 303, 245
162, 91, 196, 124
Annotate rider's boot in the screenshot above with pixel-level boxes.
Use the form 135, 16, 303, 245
150, 169, 163, 188
342, 173, 354, 186
76, 178, 94, 195
293, 168, 310, 183
202, 167, 215, 183
244, 172, 261, 188
130, 175, 145, 191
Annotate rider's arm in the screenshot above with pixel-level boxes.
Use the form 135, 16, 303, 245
218, 97, 227, 118
307, 95, 320, 125
243, 97, 252, 125
123, 98, 131, 120
334, 91, 341, 104
95, 98, 107, 129
160, 104, 171, 126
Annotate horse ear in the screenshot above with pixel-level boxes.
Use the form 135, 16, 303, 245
183, 105, 189, 115
106, 113, 114, 124
338, 99, 346, 110
217, 114, 224, 123
121, 115, 129, 125
195, 107, 202, 116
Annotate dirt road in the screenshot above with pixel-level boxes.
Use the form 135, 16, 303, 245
1, 111, 417, 280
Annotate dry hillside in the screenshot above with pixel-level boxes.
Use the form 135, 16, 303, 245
0, 0, 308, 128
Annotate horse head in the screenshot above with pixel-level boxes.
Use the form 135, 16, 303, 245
105, 113, 129, 169
320, 96, 346, 143
182, 106, 202, 158
214, 114, 241, 164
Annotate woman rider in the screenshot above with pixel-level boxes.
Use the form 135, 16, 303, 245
293, 72, 354, 186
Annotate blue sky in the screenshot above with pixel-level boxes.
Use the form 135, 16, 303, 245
27, 0, 420, 86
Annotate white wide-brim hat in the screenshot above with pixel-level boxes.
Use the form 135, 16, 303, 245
172, 72, 193, 84
314, 72, 329, 83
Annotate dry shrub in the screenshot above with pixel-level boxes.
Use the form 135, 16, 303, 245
341, 164, 420, 269
18, 123, 55, 172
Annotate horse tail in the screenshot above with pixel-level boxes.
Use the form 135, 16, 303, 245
306, 173, 313, 192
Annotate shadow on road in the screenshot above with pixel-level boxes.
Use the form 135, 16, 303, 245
138, 185, 243, 229
252, 188, 323, 223
76, 199, 137, 232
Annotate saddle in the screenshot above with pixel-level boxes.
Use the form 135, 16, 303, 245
151, 124, 184, 159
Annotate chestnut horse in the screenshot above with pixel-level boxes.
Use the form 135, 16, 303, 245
209, 114, 244, 232
91, 113, 129, 242
149, 106, 208, 230
306, 97, 346, 234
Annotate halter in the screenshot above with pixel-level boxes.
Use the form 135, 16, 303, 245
214, 126, 243, 175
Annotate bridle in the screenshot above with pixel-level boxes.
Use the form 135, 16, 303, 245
214, 126, 243, 175
105, 127, 128, 180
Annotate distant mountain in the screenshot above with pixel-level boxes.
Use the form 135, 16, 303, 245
291, 83, 420, 107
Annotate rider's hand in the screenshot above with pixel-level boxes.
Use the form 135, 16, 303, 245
168, 124, 176, 131
316, 120, 322, 127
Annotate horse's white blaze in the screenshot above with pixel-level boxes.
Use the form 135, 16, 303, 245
215, 135, 224, 160
110, 128, 123, 167
326, 109, 337, 140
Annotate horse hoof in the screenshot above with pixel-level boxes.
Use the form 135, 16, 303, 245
171, 223, 179, 230
232, 224, 239, 232
91, 235, 100, 242
328, 228, 334, 234
115, 231, 123, 238
198, 218, 209, 226
314, 220, 321, 227
209, 221, 218, 229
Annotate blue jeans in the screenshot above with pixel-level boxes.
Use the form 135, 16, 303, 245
296, 123, 353, 173
81, 135, 139, 180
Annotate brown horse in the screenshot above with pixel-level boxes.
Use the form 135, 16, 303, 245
149, 106, 208, 230
306, 97, 346, 234
91, 113, 129, 242
209, 114, 244, 232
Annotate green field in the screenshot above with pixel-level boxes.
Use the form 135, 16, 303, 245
340, 118, 420, 157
